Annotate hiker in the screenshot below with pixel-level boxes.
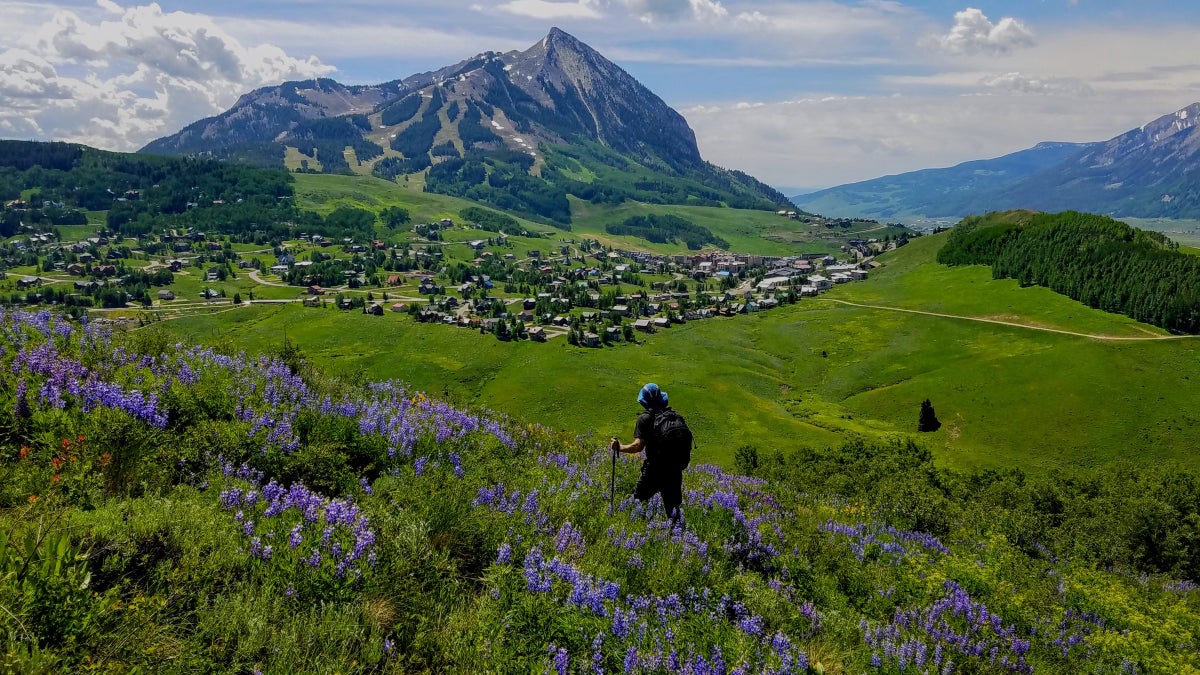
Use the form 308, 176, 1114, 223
610, 383, 691, 523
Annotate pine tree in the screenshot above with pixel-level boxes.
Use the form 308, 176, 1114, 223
917, 399, 941, 432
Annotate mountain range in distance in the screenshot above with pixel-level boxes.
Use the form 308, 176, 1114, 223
142, 28, 794, 226
794, 102, 1200, 223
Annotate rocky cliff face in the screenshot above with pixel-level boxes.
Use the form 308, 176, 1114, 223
141, 78, 405, 155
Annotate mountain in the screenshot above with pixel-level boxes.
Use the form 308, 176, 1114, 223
793, 142, 1096, 220
794, 103, 1200, 221
142, 28, 794, 225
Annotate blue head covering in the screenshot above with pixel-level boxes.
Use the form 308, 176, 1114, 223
637, 383, 668, 410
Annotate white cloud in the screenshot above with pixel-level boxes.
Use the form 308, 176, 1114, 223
617, 0, 728, 23
684, 88, 1195, 189
0, 1, 333, 151
496, 0, 603, 20
928, 7, 1034, 56
979, 72, 1092, 96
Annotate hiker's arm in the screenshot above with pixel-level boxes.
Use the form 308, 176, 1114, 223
610, 437, 644, 455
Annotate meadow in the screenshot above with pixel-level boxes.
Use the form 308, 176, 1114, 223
160, 232, 1200, 473
2, 307, 1198, 673
290, 173, 884, 257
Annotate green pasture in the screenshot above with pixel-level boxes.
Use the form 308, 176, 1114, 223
566, 198, 888, 256
159, 229, 1200, 473
834, 234, 1172, 338
290, 173, 888, 257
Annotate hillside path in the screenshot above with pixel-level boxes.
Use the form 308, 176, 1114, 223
824, 299, 1199, 341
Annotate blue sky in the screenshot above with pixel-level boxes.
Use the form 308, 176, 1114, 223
3, 1, 1200, 191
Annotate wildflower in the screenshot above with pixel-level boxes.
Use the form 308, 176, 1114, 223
28, 494, 38, 503
18, 446, 28, 459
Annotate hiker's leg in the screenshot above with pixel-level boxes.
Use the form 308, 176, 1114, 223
662, 472, 683, 523
632, 463, 656, 502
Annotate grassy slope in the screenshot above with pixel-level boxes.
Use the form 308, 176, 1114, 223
293, 172, 880, 257
161, 231, 1200, 473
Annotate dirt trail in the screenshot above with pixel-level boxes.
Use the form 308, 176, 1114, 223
824, 299, 1198, 341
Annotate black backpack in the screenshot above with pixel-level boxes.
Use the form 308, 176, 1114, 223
652, 407, 693, 471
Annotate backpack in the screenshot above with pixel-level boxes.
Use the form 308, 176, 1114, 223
652, 407, 693, 471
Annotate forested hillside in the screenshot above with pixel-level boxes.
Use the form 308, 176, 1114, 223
938, 210, 1200, 333
1, 309, 1198, 672
0, 140, 380, 242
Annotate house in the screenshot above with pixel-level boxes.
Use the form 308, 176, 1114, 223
167, 260, 184, 273
799, 286, 819, 297
364, 303, 383, 316
78, 253, 95, 264
831, 273, 852, 284
807, 275, 832, 290
308, 285, 325, 295
156, 289, 175, 301
552, 316, 569, 326
634, 319, 654, 332
757, 277, 791, 291
583, 332, 601, 348
529, 326, 547, 342
851, 270, 869, 281
269, 264, 289, 275
518, 311, 534, 323
468, 240, 487, 251
605, 326, 622, 342
523, 298, 537, 310
206, 267, 219, 282
66, 264, 85, 276
611, 304, 628, 317
387, 275, 402, 286
391, 303, 408, 313
303, 296, 322, 308
95, 265, 117, 277
653, 318, 671, 329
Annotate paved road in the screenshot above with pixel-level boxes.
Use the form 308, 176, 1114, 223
824, 299, 1198, 341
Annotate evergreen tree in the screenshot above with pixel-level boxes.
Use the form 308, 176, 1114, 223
917, 399, 941, 432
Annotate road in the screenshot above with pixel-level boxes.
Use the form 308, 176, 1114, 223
823, 299, 1198, 341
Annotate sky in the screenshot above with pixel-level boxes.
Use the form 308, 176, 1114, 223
3, 1, 1200, 192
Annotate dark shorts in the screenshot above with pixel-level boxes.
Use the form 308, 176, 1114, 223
633, 461, 683, 518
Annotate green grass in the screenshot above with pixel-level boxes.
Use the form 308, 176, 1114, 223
290, 173, 884, 257
160, 230, 1200, 474
566, 198, 876, 256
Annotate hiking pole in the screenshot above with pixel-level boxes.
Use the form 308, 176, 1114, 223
610, 440, 617, 510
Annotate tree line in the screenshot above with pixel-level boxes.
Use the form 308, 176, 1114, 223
937, 210, 1200, 333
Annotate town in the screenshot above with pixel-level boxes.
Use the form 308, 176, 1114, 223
0, 202, 909, 347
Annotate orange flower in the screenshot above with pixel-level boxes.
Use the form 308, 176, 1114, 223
51, 456, 63, 470
99, 452, 112, 468
51, 474, 61, 484
77, 434, 85, 444
61, 438, 70, 449
28, 494, 38, 503
18, 446, 28, 459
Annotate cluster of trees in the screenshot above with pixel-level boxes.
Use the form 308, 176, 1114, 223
379, 92, 423, 127
425, 153, 571, 227
285, 115, 383, 174
938, 210, 1200, 333
388, 87, 445, 169
739, 437, 1200, 581
456, 102, 503, 150
605, 214, 728, 250
459, 206, 518, 233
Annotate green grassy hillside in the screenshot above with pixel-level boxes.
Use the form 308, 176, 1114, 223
291, 173, 894, 256
160, 231, 1200, 473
